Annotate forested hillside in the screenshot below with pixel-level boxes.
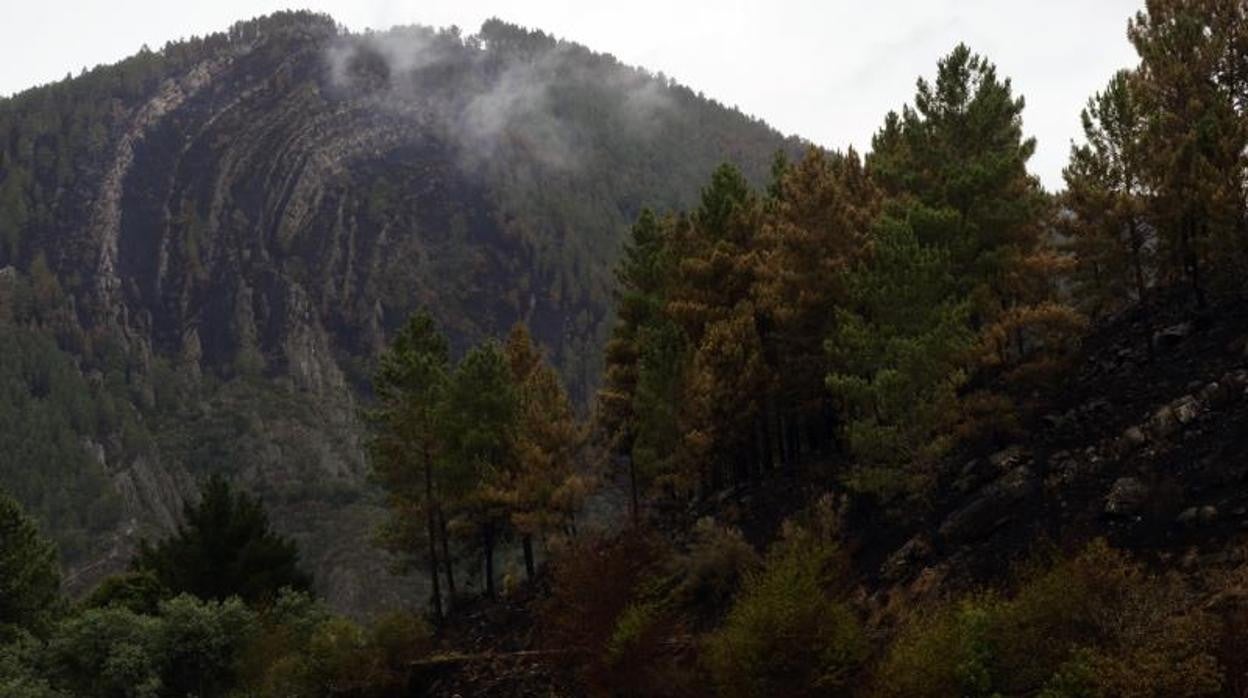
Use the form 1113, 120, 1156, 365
8, 1, 1248, 696
0, 10, 798, 612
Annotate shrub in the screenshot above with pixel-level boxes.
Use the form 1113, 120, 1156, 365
703, 509, 866, 697
666, 518, 760, 624
235, 591, 431, 697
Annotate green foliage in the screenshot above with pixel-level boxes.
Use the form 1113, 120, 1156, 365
134, 475, 310, 605
0, 629, 64, 698
0, 490, 62, 637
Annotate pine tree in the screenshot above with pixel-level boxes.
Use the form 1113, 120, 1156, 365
826, 217, 972, 500
867, 43, 1048, 312
134, 475, 310, 605
367, 311, 451, 621
1129, 0, 1248, 301
666, 164, 770, 492
753, 146, 880, 465
861, 44, 1077, 452
441, 342, 517, 598
1063, 70, 1154, 317
683, 302, 772, 490
667, 164, 760, 342
597, 209, 676, 523
499, 323, 585, 580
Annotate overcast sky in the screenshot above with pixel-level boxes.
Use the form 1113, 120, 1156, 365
0, 1, 1144, 190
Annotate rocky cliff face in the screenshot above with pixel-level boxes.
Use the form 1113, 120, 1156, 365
0, 11, 797, 614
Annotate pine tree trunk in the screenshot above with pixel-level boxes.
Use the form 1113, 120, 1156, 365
522, 534, 535, 582
628, 453, 640, 528
439, 507, 456, 602
483, 524, 496, 598
778, 411, 793, 470
424, 443, 443, 623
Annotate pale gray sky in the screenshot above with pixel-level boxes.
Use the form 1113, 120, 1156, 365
0, 1, 1144, 190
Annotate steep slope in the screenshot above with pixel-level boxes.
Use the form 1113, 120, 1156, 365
0, 11, 798, 613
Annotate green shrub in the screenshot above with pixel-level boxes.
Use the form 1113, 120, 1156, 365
872, 596, 1002, 698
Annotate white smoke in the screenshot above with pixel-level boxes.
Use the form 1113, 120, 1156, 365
323, 22, 675, 171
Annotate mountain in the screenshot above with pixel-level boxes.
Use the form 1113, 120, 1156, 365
0, 10, 799, 613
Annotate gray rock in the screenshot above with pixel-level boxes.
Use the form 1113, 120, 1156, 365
989, 446, 1027, 470
940, 467, 1038, 543
1177, 505, 1218, 527
1105, 477, 1149, 516
1154, 322, 1193, 349
1173, 396, 1200, 425
1199, 382, 1231, 410
1123, 426, 1147, 447
881, 536, 932, 582
1151, 405, 1180, 439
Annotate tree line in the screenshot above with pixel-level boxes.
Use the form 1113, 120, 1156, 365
597, 0, 1248, 518
598, 43, 1081, 512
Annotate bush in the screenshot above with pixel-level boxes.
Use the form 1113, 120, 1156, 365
235, 590, 431, 697
539, 530, 676, 695
872, 596, 1002, 698
703, 507, 866, 697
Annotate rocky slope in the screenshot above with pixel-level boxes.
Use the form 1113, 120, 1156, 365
864, 290, 1248, 623
0, 11, 797, 613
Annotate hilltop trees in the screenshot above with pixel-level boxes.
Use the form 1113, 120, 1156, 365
840, 44, 1079, 493
598, 44, 1079, 511
1103, 0, 1248, 304
1062, 0, 1248, 318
